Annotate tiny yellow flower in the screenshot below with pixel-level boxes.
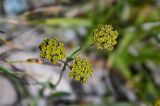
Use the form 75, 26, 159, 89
92, 25, 118, 51
39, 38, 65, 64
154, 98, 160, 106
69, 57, 93, 83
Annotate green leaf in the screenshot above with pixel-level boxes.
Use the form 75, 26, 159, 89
52, 92, 70, 98
106, 102, 134, 106
115, 57, 131, 79
30, 18, 92, 28
0, 65, 13, 75
66, 57, 74, 62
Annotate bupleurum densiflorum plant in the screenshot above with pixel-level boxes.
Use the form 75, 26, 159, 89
69, 57, 92, 83
39, 38, 65, 64
38, 25, 118, 87
92, 25, 118, 51
1, 25, 118, 87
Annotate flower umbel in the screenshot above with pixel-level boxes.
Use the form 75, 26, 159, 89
69, 57, 93, 83
39, 38, 65, 64
92, 25, 118, 51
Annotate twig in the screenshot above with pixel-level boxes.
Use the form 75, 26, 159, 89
0, 30, 5, 33
54, 46, 82, 88
59, 60, 70, 69
69, 46, 82, 57
54, 62, 67, 87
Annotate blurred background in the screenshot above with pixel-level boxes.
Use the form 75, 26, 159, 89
0, 0, 160, 106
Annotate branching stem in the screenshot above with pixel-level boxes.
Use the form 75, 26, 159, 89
54, 46, 82, 88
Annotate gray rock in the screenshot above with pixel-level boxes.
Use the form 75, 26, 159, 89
0, 75, 17, 106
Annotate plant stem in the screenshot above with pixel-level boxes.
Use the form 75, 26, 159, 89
55, 61, 67, 87
69, 46, 82, 57
59, 60, 70, 69
55, 46, 82, 87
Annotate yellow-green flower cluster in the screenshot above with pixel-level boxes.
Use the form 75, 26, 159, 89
39, 38, 65, 64
92, 25, 118, 51
69, 57, 93, 83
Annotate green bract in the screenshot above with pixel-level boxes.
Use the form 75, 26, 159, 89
92, 25, 118, 51
69, 57, 93, 83
39, 38, 65, 64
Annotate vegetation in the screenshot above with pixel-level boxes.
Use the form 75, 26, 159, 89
0, 0, 160, 106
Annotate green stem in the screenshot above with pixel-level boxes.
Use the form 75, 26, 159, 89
59, 60, 70, 68
55, 43, 93, 87
69, 46, 82, 57
55, 46, 82, 87
55, 61, 67, 87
